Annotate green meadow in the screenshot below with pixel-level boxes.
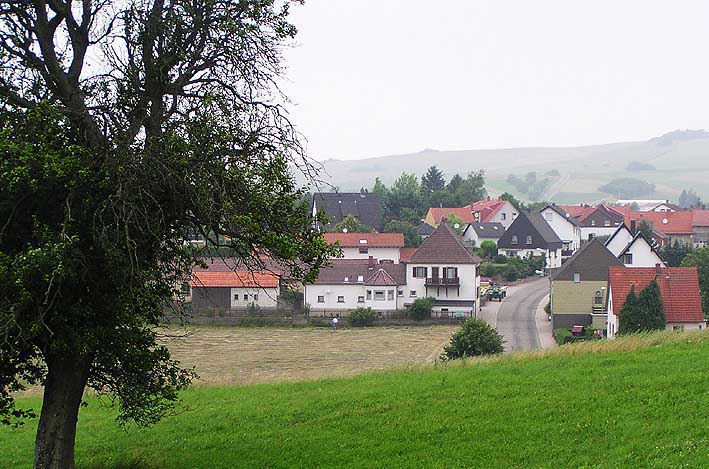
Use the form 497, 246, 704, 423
2, 331, 708, 468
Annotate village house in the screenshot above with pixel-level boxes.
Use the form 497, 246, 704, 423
462, 222, 505, 246
497, 210, 564, 269
615, 199, 681, 212
424, 197, 517, 229
323, 232, 405, 263
618, 210, 694, 246
558, 204, 625, 240
539, 204, 582, 255
606, 265, 705, 338
617, 233, 666, 267
311, 191, 383, 231
304, 258, 406, 317
190, 271, 280, 313
692, 210, 709, 248
605, 224, 634, 257
549, 238, 623, 330
416, 222, 436, 240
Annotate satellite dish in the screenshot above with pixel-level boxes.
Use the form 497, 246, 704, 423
454, 223, 460, 229
342, 228, 348, 233
662, 218, 668, 224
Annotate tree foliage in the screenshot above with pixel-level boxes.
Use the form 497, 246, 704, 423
619, 281, 666, 334
332, 214, 373, 233
618, 286, 641, 335
681, 247, 709, 317
421, 166, 445, 193
479, 240, 498, 260
441, 318, 504, 360
384, 220, 422, 248
599, 178, 655, 198
407, 297, 434, 321
0, 1, 338, 467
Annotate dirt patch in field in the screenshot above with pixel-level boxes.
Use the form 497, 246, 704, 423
163, 326, 458, 386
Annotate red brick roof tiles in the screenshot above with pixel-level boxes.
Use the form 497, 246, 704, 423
622, 211, 694, 234
608, 266, 704, 323
323, 232, 405, 247
191, 271, 279, 288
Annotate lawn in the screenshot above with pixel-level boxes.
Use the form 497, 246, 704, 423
3, 330, 708, 468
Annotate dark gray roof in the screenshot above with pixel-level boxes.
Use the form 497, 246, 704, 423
313, 260, 406, 285
465, 222, 505, 238
409, 223, 482, 264
551, 238, 623, 281
313, 192, 383, 231
416, 222, 436, 236
541, 204, 582, 227
498, 210, 563, 250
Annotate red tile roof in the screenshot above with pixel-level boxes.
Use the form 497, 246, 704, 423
608, 266, 704, 323
470, 199, 507, 221
558, 205, 597, 220
427, 198, 509, 225
323, 232, 405, 247
622, 211, 694, 234
400, 247, 417, 262
191, 271, 279, 288
693, 210, 709, 227
366, 268, 398, 286
427, 206, 476, 224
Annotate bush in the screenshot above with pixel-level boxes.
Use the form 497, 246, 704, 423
441, 318, 504, 360
554, 328, 572, 346
494, 254, 508, 264
544, 302, 551, 315
408, 297, 434, 321
350, 307, 376, 327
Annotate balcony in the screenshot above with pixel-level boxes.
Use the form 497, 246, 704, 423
425, 277, 460, 287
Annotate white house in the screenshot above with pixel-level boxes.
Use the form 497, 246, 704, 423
463, 222, 505, 246
323, 232, 404, 263
190, 271, 280, 313
604, 224, 634, 257
617, 233, 666, 267
406, 222, 482, 316
304, 259, 406, 317
607, 266, 705, 338
539, 205, 582, 254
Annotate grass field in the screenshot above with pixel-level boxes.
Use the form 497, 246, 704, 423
3, 330, 708, 468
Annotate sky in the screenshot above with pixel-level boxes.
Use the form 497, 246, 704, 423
281, 0, 709, 161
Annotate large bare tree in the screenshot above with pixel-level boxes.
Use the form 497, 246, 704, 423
0, 1, 335, 468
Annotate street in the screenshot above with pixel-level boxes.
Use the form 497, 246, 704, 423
480, 278, 552, 352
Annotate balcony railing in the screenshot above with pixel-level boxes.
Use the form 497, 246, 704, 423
425, 277, 460, 286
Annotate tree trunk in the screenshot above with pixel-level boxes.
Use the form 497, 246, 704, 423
34, 354, 91, 469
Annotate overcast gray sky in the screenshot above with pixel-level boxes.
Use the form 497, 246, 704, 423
282, 0, 709, 161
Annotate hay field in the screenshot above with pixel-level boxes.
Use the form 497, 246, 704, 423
164, 325, 459, 386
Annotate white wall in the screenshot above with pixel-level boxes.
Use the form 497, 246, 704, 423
607, 287, 617, 338
606, 229, 634, 256
501, 248, 562, 269
489, 201, 517, 230
463, 228, 500, 247
305, 283, 400, 314
623, 239, 665, 267
406, 263, 478, 302
339, 246, 400, 262
665, 322, 705, 331
230, 287, 279, 309
540, 208, 581, 251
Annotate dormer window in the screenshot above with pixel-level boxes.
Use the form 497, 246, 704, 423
526, 235, 532, 245
357, 275, 364, 283
574, 273, 581, 283
591, 220, 596, 226
604, 220, 610, 226
359, 239, 368, 244
511, 235, 518, 245
344, 276, 349, 282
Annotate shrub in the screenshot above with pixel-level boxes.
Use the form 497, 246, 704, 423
408, 297, 434, 321
441, 318, 504, 360
554, 328, 572, 346
494, 254, 508, 264
479, 240, 498, 260
503, 264, 520, 281
350, 307, 376, 327
544, 302, 551, 315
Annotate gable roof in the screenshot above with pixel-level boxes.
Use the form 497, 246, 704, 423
313, 192, 383, 231
622, 211, 694, 235
312, 260, 406, 285
427, 206, 476, 225
409, 222, 482, 264
465, 222, 505, 238
541, 204, 582, 227
619, 232, 666, 264
498, 210, 563, 250
605, 224, 633, 249
191, 271, 279, 288
693, 210, 709, 227
558, 205, 597, 221
323, 232, 404, 248
470, 199, 508, 221
365, 268, 398, 286
416, 222, 436, 236
552, 238, 623, 281
557, 204, 624, 226
608, 266, 704, 323
400, 247, 417, 262
426, 198, 510, 225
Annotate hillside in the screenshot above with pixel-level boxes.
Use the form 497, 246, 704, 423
3, 330, 707, 467
310, 130, 709, 204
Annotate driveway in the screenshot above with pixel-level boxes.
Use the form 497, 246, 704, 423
480, 278, 552, 352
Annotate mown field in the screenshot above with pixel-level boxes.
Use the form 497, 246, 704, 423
3, 330, 708, 468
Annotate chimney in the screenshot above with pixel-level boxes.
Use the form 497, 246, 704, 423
655, 263, 662, 275
368, 256, 375, 269
630, 220, 636, 234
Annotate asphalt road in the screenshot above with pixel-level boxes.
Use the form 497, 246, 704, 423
494, 278, 550, 352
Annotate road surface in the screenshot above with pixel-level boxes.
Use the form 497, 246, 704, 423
492, 278, 550, 352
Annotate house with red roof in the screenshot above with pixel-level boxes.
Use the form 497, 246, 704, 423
557, 204, 625, 240
692, 209, 709, 248
323, 232, 405, 263
190, 271, 280, 313
606, 265, 705, 338
424, 197, 517, 229
621, 211, 694, 246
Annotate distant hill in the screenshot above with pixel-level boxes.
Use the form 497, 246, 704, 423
305, 130, 709, 204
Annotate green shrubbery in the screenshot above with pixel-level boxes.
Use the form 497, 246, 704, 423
408, 297, 434, 320
441, 318, 504, 359
350, 307, 376, 327
479, 255, 545, 281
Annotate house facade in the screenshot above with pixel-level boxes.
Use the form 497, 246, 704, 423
424, 198, 517, 229
607, 266, 705, 338
463, 222, 505, 246
620, 211, 694, 246
692, 210, 709, 248
539, 205, 582, 254
549, 239, 623, 330
559, 204, 625, 240
497, 210, 564, 269
323, 232, 404, 263
618, 233, 666, 267
190, 271, 280, 313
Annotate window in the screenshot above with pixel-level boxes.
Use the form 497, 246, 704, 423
344, 276, 349, 282
233, 293, 239, 300
357, 296, 365, 303
253, 294, 258, 301
588, 233, 595, 240
397, 289, 404, 297
672, 325, 684, 331
545, 212, 553, 222
337, 296, 345, 303
526, 235, 533, 245
387, 290, 394, 300
413, 267, 427, 278
445, 267, 457, 279
359, 239, 368, 244
317, 295, 325, 303
410, 290, 417, 297
511, 235, 518, 245
573, 273, 581, 283
502, 213, 507, 220
591, 220, 596, 226
366, 290, 372, 300
374, 290, 385, 301
359, 247, 368, 254
594, 290, 603, 305
604, 220, 610, 227
357, 275, 364, 283
243, 294, 249, 301
623, 253, 633, 265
